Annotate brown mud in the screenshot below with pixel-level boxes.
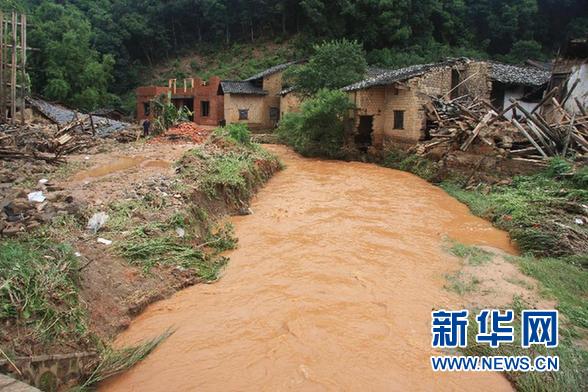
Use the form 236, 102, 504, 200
102, 145, 519, 391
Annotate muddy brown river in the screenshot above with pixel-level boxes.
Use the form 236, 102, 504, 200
102, 145, 515, 391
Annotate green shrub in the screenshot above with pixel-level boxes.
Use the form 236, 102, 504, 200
572, 166, 588, 188
381, 149, 439, 181
277, 89, 352, 158
213, 124, 252, 145
546, 157, 573, 177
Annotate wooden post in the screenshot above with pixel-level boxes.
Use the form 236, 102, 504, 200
10, 12, 16, 125
0, 12, 4, 122
20, 13, 26, 125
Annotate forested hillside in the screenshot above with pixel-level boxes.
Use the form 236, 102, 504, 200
1, 0, 586, 112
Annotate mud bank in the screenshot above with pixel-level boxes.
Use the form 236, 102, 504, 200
0, 134, 282, 390
102, 145, 518, 391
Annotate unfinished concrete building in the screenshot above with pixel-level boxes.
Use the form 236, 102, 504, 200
136, 77, 224, 126
342, 59, 550, 150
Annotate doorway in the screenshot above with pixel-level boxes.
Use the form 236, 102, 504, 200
355, 115, 374, 152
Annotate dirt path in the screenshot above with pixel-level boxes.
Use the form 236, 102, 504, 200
101, 145, 517, 391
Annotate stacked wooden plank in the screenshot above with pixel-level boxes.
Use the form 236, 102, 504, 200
421, 91, 588, 162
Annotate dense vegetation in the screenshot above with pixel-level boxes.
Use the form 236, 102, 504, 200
0, 0, 586, 111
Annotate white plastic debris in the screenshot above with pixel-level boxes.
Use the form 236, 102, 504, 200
74, 252, 82, 257
87, 212, 109, 233
27, 191, 46, 203
84, 156, 90, 160
176, 227, 186, 238
38, 178, 49, 185
575, 218, 584, 225
97, 238, 113, 246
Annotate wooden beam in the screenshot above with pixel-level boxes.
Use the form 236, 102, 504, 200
20, 13, 25, 125
0, 12, 4, 122
10, 12, 16, 124
512, 119, 548, 159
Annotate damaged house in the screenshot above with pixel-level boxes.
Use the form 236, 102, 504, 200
342, 59, 551, 150
545, 37, 588, 119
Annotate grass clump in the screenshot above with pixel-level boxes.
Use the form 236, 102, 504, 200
444, 271, 480, 294
116, 216, 231, 281
381, 149, 439, 181
0, 238, 87, 344
449, 242, 493, 265
81, 329, 173, 388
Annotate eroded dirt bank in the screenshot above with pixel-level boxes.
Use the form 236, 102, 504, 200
102, 145, 517, 391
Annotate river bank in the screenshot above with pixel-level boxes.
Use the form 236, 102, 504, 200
99, 145, 565, 391
0, 127, 282, 389
380, 148, 588, 390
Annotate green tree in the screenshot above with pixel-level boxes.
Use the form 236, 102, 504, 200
28, 1, 116, 110
285, 39, 367, 96
277, 89, 352, 158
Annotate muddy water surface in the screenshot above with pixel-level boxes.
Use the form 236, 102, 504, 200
102, 145, 515, 391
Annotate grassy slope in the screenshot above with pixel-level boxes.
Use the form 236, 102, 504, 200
140, 39, 299, 87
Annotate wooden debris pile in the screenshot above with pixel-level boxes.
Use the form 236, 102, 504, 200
0, 119, 99, 163
421, 89, 588, 163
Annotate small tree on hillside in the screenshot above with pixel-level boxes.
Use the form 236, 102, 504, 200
284, 39, 367, 96
277, 89, 353, 158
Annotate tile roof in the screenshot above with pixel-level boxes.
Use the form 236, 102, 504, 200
220, 80, 267, 95
488, 62, 551, 86
245, 61, 300, 81
27, 97, 132, 137
342, 59, 469, 92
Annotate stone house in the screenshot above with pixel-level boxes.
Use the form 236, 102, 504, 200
342, 59, 550, 150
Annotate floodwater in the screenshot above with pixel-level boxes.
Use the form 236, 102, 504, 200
101, 145, 515, 391
72, 157, 171, 181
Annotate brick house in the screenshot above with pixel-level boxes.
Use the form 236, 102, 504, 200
136, 77, 224, 126
342, 59, 550, 150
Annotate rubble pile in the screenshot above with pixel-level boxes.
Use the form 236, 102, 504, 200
420, 89, 588, 163
1, 180, 81, 235
0, 122, 98, 163
149, 122, 211, 144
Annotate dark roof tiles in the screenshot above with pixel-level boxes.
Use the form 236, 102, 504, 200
220, 80, 267, 95
488, 62, 551, 86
